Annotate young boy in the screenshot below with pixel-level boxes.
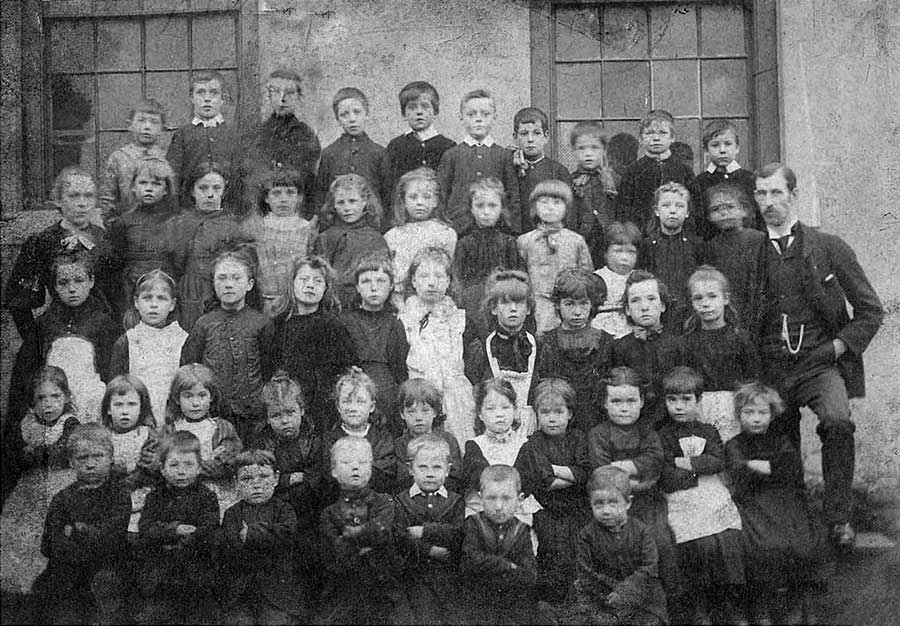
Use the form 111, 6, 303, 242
218, 449, 306, 624
317, 436, 402, 624
382, 81, 456, 214
618, 109, 694, 234
98, 98, 167, 223
637, 182, 706, 332
166, 70, 240, 206
313, 87, 387, 214
591, 221, 642, 339
573, 465, 668, 625
512, 107, 571, 233
38, 424, 131, 624
437, 89, 521, 234
688, 119, 759, 239
393, 434, 466, 623
135, 431, 220, 624
568, 121, 619, 265
461, 464, 538, 624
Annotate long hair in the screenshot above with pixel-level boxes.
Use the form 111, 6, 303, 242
272, 255, 341, 318
101, 374, 156, 430
480, 269, 533, 326
28, 365, 76, 418
210, 242, 263, 312
164, 363, 221, 425
392, 167, 446, 227
404, 246, 458, 303
319, 173, 383, 229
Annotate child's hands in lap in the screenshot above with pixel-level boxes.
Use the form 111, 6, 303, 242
289, 472, 304, 485
746, 460, 771, 475
429, 546, 450, 560
406, 525, 424, 539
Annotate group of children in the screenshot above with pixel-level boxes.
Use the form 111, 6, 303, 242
1, 67, 828, 625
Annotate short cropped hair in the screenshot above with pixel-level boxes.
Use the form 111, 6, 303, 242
513, 107, 549, 133
50, 166, 95, 205
406, 433, 452, 464
733, 381, 785, 418
459, 89, 494, 114
158, 430, 202, 465
51, 251, 95, 282
529, 179, 573, 217
605, 221, 642, 249
638, 109, 675, 134
756, 162, 797, 192
533, 378, 576, 413
602, 366, 646, 400
702, 119, 740, 148
551, 268, 607, 317
399, 81, 440, 116
353, 252, 395, 286
267, 68, 303, 94
479, 464, 521, 493
569, 121, 605, 148
67, 423, 113, 459
332, 87, 369, 117
129, 98, 166, 126
330, 436, 372, 467
334, 366, 378, 408
704, 182, 752, 217
234, 449, 277, 472
662, 366, 705, 398
191, 70, 227, 94
261, 370, 306, 411
653, 181, 690, 208
587, 465, 632, 497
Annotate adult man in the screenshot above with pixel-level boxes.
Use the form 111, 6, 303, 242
750, 163, 884, 548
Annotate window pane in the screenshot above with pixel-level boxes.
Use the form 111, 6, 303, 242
52, 137, 96, 183
701, 59, 748, 116
49, 20, 93, 73
602, 61, 650, 118
555, 7, 602, 61
50, 74, 95, 132
192, 14, 236, 67
649, 5, 697, 58
144, 0, 189, 11
219, 69, 239, 119
97, 19, 141, 71
555, 64, 603, 120
700, 5, 746, 56
146, 16, 188, 70
652, 60, 698, 116
601, 7, 648, 60
146, 71, 191, 128
98, 73, 142, 130
671, 118, 701, 175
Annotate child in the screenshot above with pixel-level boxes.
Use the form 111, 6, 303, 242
108, 269, 188, 428
454, 177, 523, 330
339, 254, 409, 429
517, 179, 594, 335
688, 119, 759, 239
399, 246, 476, 448
726, 383, 826, 624
217, 449, 306, 623
587, 367, 679, 596
393, 378, 463, 493
166, 70, 241, 206
181, 245, 276, 441
38, 424, 132, 624
99, 98, 167, 222
313, 173, 389, 309
537, 268, 613, 433
17, 366, 82, 471
568, 121, 619, 265
703, 182, 766, 325
610, 270, 680, 425
591, 220, 641, 339
514, 378, 591, 603
273, 256, 358, 433
170, 161, 245, 332
100, 374, 159, 489
317, 436, 402, 625
242, 167, 316, 317
437, 89, 521, 234
135, 431, 220, 624
658, 367, 745, 624
619, 109, 695, 234
637, 182, 706, 333
313, 86, 387, 211
384, 167, 457, 308
464, 269, 539, 435
393, 434, 466, 624
511, 107, 571, 233
573, 465, 668, 625
382, 81, 456, 213
321, 368, 396, 494
460, 465, 538, 625
107, 157, 178, 312
678, 267, 760, 442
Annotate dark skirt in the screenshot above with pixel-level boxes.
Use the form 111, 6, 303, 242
676, 528, 745, 588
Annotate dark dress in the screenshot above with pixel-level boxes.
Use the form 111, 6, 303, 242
312, 220, 390, 310
166, 121, 242, 206
381, 132, 456, 219
258, 423, 324, 526
570, 165, 618, 265
637, 229, 707, 333
515, 428, 592, 601
676, 323, 760, 391
617, 155, 695, 234
705, 227, 767, 327
610, 329, 680, 425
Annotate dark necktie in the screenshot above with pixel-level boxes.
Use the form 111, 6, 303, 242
773, 235, 791, 254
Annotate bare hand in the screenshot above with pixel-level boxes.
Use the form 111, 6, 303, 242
429, 546, 450, 560
746, 460, 772, 475
407, 525, 424, 540
343, 525, 363, 538
289, 472, 304, 485
674, 457, 692, 471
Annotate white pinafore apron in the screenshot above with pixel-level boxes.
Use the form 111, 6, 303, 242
46, 336, 105, 423
485, 331, 537, 436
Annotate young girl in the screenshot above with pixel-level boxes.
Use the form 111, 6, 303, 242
453, 177, 522, 334
312, 173, 389, 309
339, 254, 409, 432
109, 270, 188, 430
399, 246, 475, 449
162, 363, 242, 483
517, 179, 593, 335
242, 167, 316, 317
100, 374, 159, 490
464, 269, 539, 436
393, 378, 463, 493
180, 245, 276, 443
170, 161, 245, 331
591, 221, 641, 339
273, 256, 359, 434
658, 367, 745, 623
107, 157, 178, 313
678, 266, 760, 442
514, 378, 591, 602
726, 382, 826, 624
537, 268, 613, 434
384, 168, 457, 310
